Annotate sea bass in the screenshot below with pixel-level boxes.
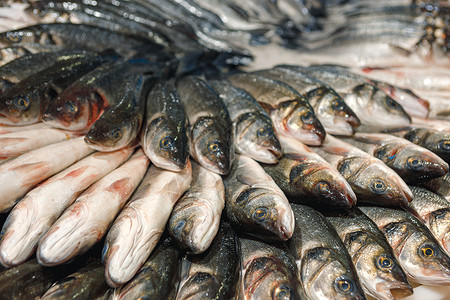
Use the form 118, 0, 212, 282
288, 204, 366, 299
176, 76, 234, 175
142, 81, 189, 171
262, 134, 357, 207
227, 72, 326, 146
311, 135, 412, 206
223, 154, 294, 241
0, 137, 94, 212
422, 173, 450, 202
0, 147, 133, 267
103, 161, 192, 287
323, 208, 412, 300
360, 206, 450, 285
168, 161, 224, 254
208, 78, 281, 163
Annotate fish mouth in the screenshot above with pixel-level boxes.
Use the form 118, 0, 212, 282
255, 146, 283, 164
336, 110, 361, 128
325, 117, 355, 136
375, 281, 413, 300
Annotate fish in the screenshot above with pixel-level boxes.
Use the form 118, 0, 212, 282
84, 73, 152, 151
360, 206, 450, 285
0, 46, 31, 67
339, 132, 449, 184
176, 76, 234, 175
103, 161, 192, 287
0, 147, 134, 267
323, 208, 413, 300
175, 222, 239, 300
279, 65, 412, 131
37, 149, 149, 266
288, 204, 366, 299
112, 237, 180, 300
40, 259, 109, 300
0, 137, 94, 213
227, 72, 326, 146
0, 128, 76, 161
311, 135, 413, 206
223, 154, 294, 241
237, 236, 306, 300
422, 173, 450, 202
262, 134, 357, 207
0, 23, 165, 58
254, 66, 361, 136
0, 259, 59, 298
407, 186, 450, 256
141, 81, 189, 171
167, 161, 224, 254
0, 51, 113, 125
0, 122, 51, 134
208, 78, 282, 164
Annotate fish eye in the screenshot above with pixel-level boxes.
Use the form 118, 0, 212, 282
301, 111, 314, 123
253, 208, 268, 222
109, 128, 122, 141
14, 96, 30, 110
273, 285, 292, 300
173, 220, 186, 235
208, 141, 220, 153
64, 101, 78, 114
315, 181, 330, 194
439, 140, 450, 152
376, 256, 393, 269
6, 32, 22, 43
385, 97, 400, 109
407, 156, 423, 169
331, 99, 344, 110
335, 277, 353, 294
370, 179, 386, 194
160, 136, 174, 150
419, 244, 436, 258
257, 127, 271, 137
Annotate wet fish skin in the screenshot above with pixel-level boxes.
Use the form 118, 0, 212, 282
288, 204, 366, 300
0, 52, 112, 125
323, 208, 412, 300
340, 132, 449, 184
238, 236, 306, 300
209, 78, 281, 164
40, 259, 109, 300
256, 67, 361, 136
312, 135, 413, 206
112, 237, 180, 300
400, 127, 450, 163
175, 222, 238, 300
176, 76, 234, 175
227, 72, 326, 146
360, 206, 450, 285
0, 147, 134, 268
422, 173, 450, 202
0, 46, 31, 67
262, 134, 357, 207
168, 161, 224, 254
103, 161, 192, 287
142, 81, 189, 171
223, 154, 295, 241
84, 73, 152, 151
408, 186, 450, 257
0, 122, 51, 135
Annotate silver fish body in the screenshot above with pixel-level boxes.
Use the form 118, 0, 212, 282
399, 127, 450, 163
423, 173, 450, 202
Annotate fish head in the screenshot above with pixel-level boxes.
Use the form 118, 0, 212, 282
191, 117, 233, 175
234, 187, 294, 241
405, 129, 450, 162
389, 226, 450, 285
375, 143, 449, 183
84, 111, 137, 151
143, 115, 189, 171
307, 87, 360, 136
0, 27, 53, 48
0, 79, 13, 97
234, 112, 282, 163
288, 160, 356, 207
275, 100, 325, 146
176, 272, 221, 300
243, 256, 299, 300
0, 87, 49, 125
429, 209, 450, 257
43, 86, 104, 131
340, 158, 412, 206
0, 47, 30, 64
301, 247, 365, 299
343, 231, 412, 299
25, 2, 72, 23
352, 84, 411, 128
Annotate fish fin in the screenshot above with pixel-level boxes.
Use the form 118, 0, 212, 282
61, 166, 89, 179
11, 162, 51, 186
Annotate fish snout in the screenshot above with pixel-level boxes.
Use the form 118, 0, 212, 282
277, 209, 295, 241
376, 281, 413, 300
